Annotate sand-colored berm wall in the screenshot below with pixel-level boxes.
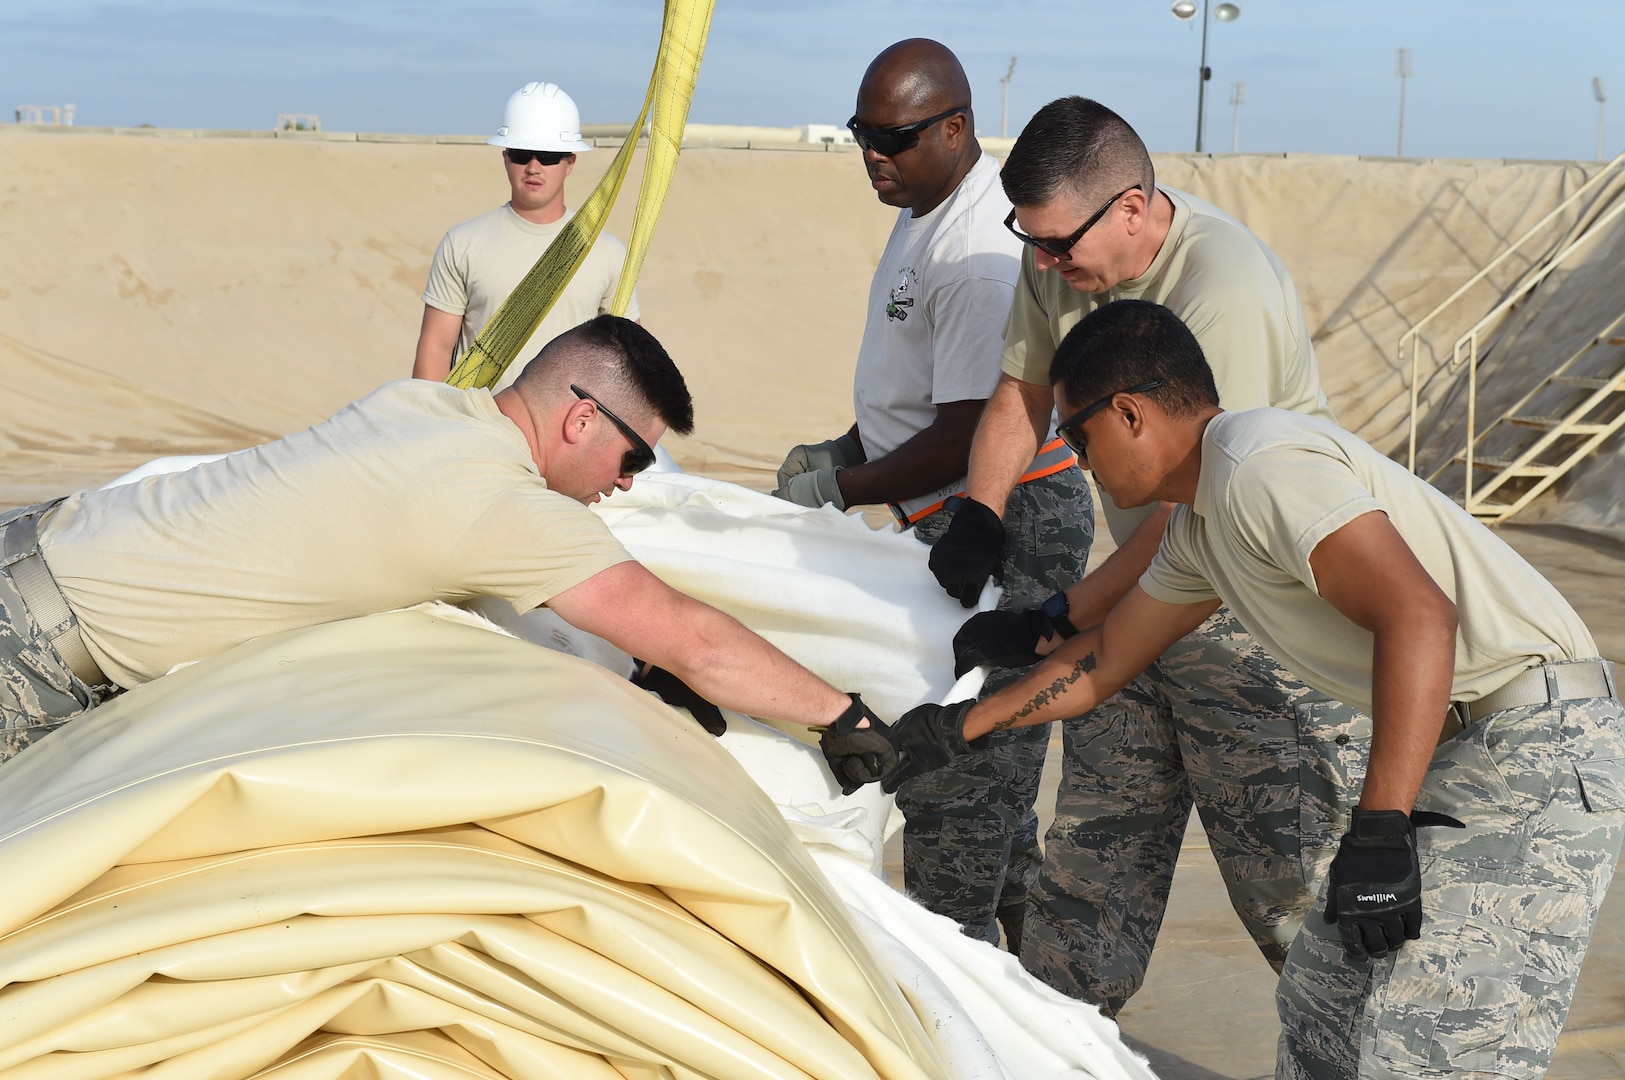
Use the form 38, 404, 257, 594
2, 129, 1623, 538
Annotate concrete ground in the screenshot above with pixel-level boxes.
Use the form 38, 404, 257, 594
1112, 813, 1625, 1079
887, 522, 1625, 1077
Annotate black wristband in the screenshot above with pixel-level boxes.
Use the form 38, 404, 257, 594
1041, 591, 1078, 639
818, 693, 897, 795
833, 692, 866, 728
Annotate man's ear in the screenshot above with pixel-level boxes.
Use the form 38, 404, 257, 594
560, 398, 593, 447
1120, 188, 1152, 235
1118, 393, 1149, 437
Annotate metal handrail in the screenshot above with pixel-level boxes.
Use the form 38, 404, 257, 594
1450, 194, 1625, 509
1429, 299, 1625, 509
1404, 147, 1625, 472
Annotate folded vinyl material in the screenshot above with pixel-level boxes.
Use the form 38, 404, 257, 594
0, 609, 942, 1080
1, 467, 1152, 1080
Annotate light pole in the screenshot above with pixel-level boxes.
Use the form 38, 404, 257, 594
1000, 56, 1018, 139
1171, 1, 1241, 153
1395, 47, 1413, 157
1229, 81, 1245, 152
1595, 77, 1608, 163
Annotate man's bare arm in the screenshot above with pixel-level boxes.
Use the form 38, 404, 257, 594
1038, 503, 1176, 653
412, 305, 465, 381
963, 586, 1219, 738
1308, 510, 1457, 813
836, 400, 985, 507
546, 561, 853, 727
964, 374, 1052, 516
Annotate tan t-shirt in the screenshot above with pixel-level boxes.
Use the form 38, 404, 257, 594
1139, 408, 1596, 714
40, 380, 633, 687
423, 204, 641, 391
1002, 187, 1334, 544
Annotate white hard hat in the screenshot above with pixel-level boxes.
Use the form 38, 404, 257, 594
488, 81, 593, 153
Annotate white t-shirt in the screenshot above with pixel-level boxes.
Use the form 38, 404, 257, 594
1002, 187, 1334, 544
423, 204, 641, 391
1139, 408, 1597, 714
853, 154, 1022, 506
40, 381, 633, 687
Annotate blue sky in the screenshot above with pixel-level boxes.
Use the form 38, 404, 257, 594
2, 0, 1619, 161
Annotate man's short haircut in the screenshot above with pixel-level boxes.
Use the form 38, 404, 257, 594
515, 314, 695, 435
1050, 301, 1219, 418
1001, 97, 1155, 210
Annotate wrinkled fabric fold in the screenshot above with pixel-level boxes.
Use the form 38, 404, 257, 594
0, 608, 943, 1079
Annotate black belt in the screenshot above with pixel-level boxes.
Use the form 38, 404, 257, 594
1, 503, 108, 687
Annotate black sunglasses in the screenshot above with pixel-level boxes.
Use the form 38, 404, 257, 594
505, 148, 570, 167
1005, 185, 1143, 261
571, 384, 657, 476
845, 106, 967, 158
1055, 380, 1164, 459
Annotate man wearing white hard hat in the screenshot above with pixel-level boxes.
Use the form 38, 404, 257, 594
414, 82, 640, 390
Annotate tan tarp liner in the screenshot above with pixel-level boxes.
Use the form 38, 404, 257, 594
2, 462, 1165, 1077
4, 129, 1625, 1076
2, 130, 1623, 508
1417, 177, 1625, 540
0, 607, 951, 1080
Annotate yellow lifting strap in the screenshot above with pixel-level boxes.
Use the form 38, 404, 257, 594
446, 0, 716, 390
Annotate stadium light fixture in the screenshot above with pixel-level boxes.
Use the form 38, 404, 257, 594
1395, 48, 1413, 156
1000, 56, 1018, 139
1595, 76, 1607, 163
1172, 0, 1241, 152
1229, 81, 1246, 152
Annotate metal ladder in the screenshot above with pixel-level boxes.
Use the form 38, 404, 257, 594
1427, 319, 1625, 522
1403, 149, 1625, 523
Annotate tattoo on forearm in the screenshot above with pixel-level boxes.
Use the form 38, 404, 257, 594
996, 652, 1098, 730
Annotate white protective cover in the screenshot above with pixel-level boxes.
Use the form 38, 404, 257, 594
0, 465, 1155, 1080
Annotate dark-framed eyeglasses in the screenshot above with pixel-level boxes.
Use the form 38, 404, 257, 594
845, 106, 967, 158
505, 148, 570, 167
1005, 185, 1143, 261
1055, 380, 1164, 460
571, 384, 657, 476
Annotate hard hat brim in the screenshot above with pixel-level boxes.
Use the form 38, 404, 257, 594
487, 133, 594, 153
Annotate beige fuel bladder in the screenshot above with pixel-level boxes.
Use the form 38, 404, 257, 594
0, 606, 950, 1080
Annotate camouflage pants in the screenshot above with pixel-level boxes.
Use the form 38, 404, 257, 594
899, 466, 1094, 944
1, 507, 106, 764
1278, 692, 1625, 1079
1022, 607, 1372, 1015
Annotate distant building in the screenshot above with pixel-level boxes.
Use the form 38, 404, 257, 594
800, 123, 855, 146
15, 104, 74, 126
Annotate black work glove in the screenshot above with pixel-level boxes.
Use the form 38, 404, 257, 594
928, 497, 1006, 608
1323, 807, 1465, 960
952, 607, 1065, 678
880, 698, 979, 793
818, 694, 897, 795
632, 660, 727, 736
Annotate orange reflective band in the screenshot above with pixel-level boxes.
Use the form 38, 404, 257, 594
891, 497, 949, 527
1019, 437, 1077, 483
888, 439, 1079, 527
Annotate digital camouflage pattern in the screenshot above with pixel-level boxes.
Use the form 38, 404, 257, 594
1278, 693, 1625, 1078
1, 503, 104, 764
900, 466, 1094, 944
1021, 606, 1373, 1015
